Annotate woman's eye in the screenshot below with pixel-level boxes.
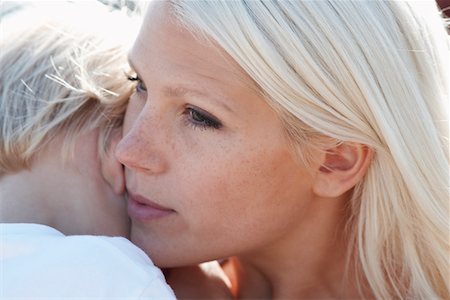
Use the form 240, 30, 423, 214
127, 75, 147, 93
186, 107, 222, 130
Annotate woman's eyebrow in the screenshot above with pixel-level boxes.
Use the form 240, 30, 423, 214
128, 54, 233, 114
163, 86, 233, 114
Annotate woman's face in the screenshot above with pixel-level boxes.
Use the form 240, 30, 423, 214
116, 2, 317, 267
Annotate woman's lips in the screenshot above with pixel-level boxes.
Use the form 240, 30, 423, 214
127, 193, 175, 221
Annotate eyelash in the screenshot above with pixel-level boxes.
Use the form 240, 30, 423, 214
126, 74, 221, 130
184, 106, 222, 130
127, 74, 147, 94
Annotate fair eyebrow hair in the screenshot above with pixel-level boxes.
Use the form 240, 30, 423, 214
128, 55, 234, 114
163, 86, 233, 113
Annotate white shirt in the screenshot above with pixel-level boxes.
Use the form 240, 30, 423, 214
1, 223, 176, 299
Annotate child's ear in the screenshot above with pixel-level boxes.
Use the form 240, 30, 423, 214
102, 130, 125, 195
312, 143, 373, 198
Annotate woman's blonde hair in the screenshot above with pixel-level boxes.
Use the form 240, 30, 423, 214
169, 1, 450, 298
0, 2, 138, 175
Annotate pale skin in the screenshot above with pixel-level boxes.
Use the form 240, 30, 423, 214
0, 130, 129, 237
116, 2, 373, 298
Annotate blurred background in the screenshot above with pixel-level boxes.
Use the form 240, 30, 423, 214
96, 0, 145, 15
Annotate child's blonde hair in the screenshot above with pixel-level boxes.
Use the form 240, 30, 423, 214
0, 2, 137, 175
169, 1, 449, 298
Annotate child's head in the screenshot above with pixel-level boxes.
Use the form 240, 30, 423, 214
0, 2, 135, 173
0, 2, 138, 236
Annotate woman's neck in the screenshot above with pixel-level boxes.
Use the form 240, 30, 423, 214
224, 196, 368, 299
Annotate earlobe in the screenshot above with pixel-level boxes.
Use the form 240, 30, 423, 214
313, 143, 373, 198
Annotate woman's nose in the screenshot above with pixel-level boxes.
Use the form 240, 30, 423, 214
115, 115, 167, 175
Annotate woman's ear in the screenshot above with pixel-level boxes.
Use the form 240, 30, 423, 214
312, 143, 373, 198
